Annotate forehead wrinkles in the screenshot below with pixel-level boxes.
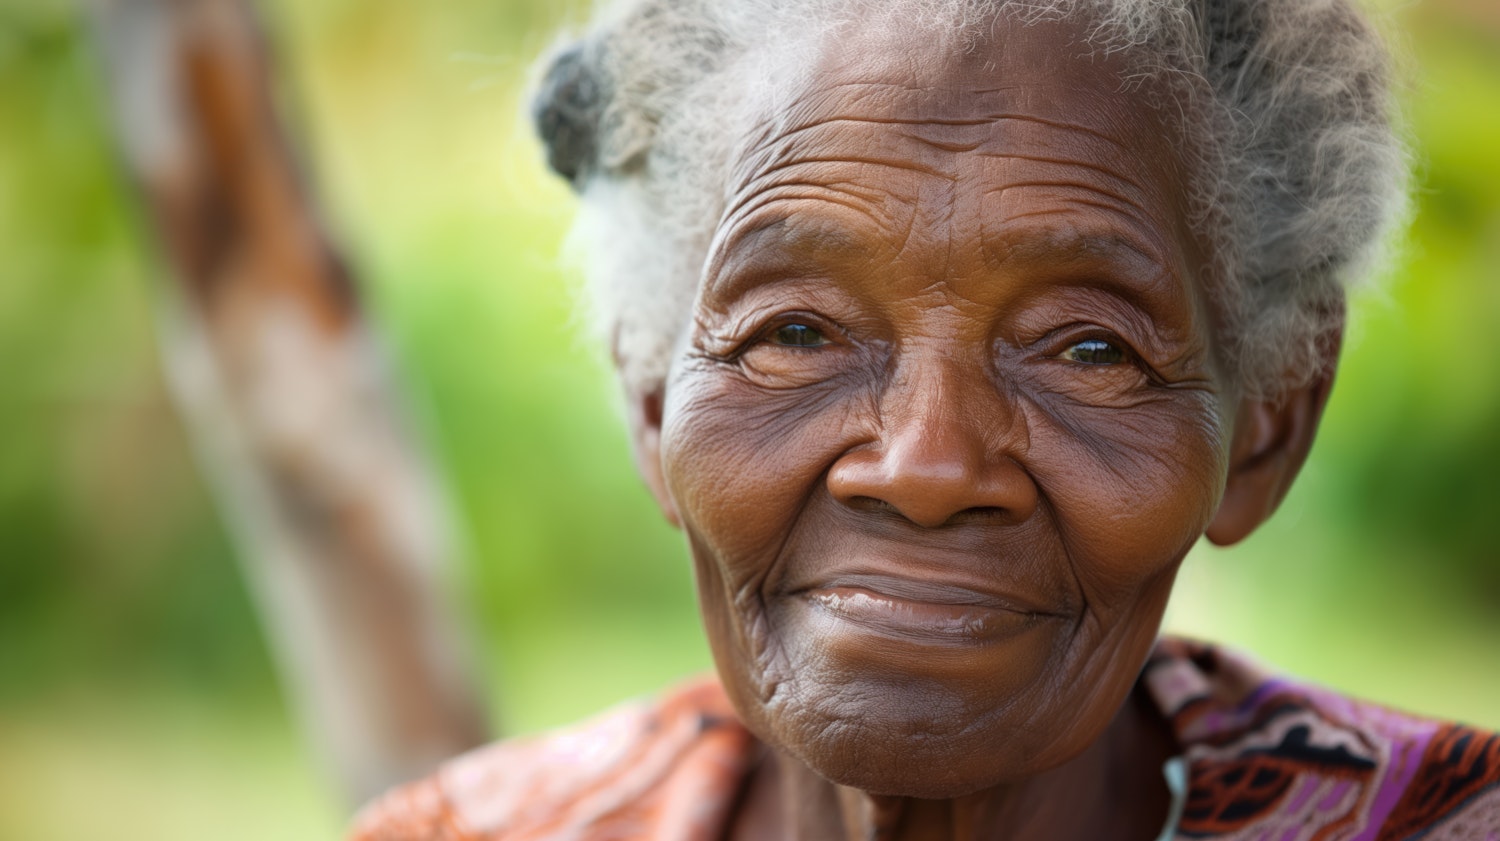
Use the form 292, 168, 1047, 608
724, 14, 1145, 177
713, 76, 1182, 274
748, 102, 1159, 209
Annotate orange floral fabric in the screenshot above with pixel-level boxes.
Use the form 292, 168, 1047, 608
349, 679, 754, 841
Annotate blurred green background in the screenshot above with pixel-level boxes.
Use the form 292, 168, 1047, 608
0, 0, 1496, 838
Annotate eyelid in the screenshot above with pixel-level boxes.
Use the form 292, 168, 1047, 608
1031, 323, 1127, 353
698, 306, 809, 359
742, 311, 846, 353
697, 302, 852, 365
1031, 324, 1165, 379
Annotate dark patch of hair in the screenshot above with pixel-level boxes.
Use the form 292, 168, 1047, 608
532, 41, 607, 188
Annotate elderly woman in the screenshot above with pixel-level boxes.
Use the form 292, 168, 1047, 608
353, 0, 1500, 838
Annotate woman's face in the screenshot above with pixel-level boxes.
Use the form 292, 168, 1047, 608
658, 18, 1232, 797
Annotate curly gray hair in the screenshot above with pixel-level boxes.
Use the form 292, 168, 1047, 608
532, 0, 1406, 399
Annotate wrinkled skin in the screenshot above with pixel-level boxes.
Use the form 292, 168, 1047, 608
629, 14, 1337, 841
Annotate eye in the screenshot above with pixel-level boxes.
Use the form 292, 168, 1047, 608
729, 315, 854, 389
771, 323, 828, 347
1059, 338, 1126, 365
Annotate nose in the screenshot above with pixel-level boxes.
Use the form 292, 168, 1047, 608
826, 363, 1038, 529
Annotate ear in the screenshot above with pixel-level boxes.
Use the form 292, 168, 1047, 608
626, 385, 682, 529
1205, 338, 1341, 547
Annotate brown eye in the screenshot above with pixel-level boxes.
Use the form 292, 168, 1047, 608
772, 324, 827, 347
1060, 338, 1125, 365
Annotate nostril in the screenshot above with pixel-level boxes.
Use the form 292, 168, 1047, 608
844, 495, 898, 515
945, 506, 1009, 526
841, 496, 1011, 528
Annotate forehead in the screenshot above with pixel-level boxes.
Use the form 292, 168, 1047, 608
731, 15, 1186, 184
708, 16, 1205, 311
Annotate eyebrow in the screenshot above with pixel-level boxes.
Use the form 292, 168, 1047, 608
984, 208, 1166, 264
703, 211, 877, 300
705, 210, 1191, 326
984, 223, 1190, 325
718, 214, 1172, 273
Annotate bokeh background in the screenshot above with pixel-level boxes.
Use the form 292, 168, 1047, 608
1, 0, 1496, 838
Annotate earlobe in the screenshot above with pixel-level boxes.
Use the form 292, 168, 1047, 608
1205, 373, 1336, 546
627, 386, 682, 529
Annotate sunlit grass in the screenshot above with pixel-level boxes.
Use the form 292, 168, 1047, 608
0, 688, 341, 841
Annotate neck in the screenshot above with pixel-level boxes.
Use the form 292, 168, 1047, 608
733, 685, 1177, 841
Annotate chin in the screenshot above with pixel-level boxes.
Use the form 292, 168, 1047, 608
751, 668, 1061, 799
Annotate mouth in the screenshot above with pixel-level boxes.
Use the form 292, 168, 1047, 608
794, 574, 1054, 644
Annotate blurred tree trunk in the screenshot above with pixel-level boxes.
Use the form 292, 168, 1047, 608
88, 0, 489, 805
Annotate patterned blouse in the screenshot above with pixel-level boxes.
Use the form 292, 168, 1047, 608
351, 638, 1500, 840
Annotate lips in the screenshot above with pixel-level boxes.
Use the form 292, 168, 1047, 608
793, 573, 1058, 644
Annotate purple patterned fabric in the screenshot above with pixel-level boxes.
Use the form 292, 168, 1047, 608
1145, 638, 1500, 840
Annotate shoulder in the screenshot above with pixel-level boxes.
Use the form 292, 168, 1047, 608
1146, 637, 1500, 840
348, 677, 756, 841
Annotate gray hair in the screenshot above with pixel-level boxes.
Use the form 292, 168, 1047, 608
532, 0, 1407, 399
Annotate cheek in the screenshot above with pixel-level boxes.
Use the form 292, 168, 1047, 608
661, 368, 868, 708
1030, 392, 1228, 602
659, 367, 860, 585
